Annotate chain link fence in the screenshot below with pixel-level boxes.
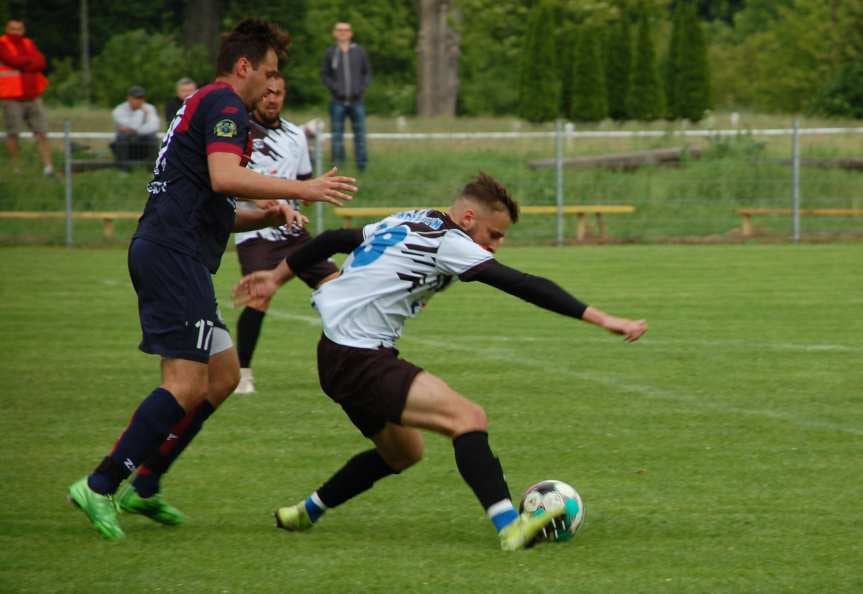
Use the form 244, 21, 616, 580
1, 121, 861, 245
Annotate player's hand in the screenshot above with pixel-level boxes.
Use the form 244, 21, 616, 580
302, 167, 357, 206
266, 203, 308, 229
613, 318, 648, 342
232, 270, 283, 308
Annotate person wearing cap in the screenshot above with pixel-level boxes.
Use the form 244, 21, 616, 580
110, 85, 161, 163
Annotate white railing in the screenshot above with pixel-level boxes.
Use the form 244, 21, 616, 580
7, 121, 862, 245
3, 126, 863, 141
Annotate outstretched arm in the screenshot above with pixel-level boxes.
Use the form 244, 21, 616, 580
209, 153, 356, 206
233, 228, 363, 306
462, 260, 647, 342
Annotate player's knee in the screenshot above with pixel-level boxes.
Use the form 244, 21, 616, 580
401, 439, 424, 469
211, 368, 240, 400
166, 381, 209, 410
451, 401, 488, 435
386, 444, 423, 472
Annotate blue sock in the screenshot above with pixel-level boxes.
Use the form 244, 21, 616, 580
488, 500, 519, 532
133, 400, 215, 498
88, 387, 186, 495
304, 492, 327, 523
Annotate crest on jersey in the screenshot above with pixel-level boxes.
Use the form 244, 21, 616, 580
214, 119, 238, 138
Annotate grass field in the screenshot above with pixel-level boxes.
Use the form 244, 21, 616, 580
1, 243, 861, 592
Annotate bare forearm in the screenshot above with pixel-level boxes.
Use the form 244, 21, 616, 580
232, 207, 278, 231
581, 306, 615, 330
582, 306, 648, 342
213, 166, 310, 201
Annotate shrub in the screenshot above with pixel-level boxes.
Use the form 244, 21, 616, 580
84, 30, 211, 108
812, 58, 863, 119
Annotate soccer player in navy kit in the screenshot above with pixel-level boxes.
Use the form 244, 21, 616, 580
67, 20, 357, 540
236, 174, 647, 550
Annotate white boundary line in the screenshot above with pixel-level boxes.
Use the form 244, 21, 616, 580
400, 334, 863, 437
264, 306, 860, 436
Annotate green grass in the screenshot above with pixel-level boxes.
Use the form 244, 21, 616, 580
1, 244, 861, 592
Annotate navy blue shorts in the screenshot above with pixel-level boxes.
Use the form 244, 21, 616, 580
128, 238, 228, 363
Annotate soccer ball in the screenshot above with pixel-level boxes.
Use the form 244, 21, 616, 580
518, 479, 585, 543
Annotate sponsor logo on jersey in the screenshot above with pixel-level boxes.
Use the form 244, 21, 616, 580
147, 180, 168, 195
395, 210, 444, 230
214, 118, 238, 137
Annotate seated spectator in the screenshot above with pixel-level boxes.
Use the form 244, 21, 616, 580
110, 85, 160, 163
163, 77, 197, 124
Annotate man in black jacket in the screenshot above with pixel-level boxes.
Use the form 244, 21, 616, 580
321, 22, 371, 171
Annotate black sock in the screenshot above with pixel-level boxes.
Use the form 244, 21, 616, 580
237, 307, 266, 368
88, 388, 186, 495
316, 449, 396, 508
453, 431, 512, 510
133, 400, 215, 497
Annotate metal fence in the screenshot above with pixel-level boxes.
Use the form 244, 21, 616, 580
2, 121, 862, 246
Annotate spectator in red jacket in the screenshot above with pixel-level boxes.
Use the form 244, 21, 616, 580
0, 19, 53, 175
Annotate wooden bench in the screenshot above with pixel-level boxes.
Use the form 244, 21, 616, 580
737, 208, 863, 237
333, 205, 635, 241
0, 211, 141, 239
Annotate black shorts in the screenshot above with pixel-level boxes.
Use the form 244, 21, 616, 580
317, 334, 423, 438
237, 232, 339, 289
128, 238, 228, 363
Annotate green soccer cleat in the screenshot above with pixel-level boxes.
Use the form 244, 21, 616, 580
67, 477, 125, 540
498, 509, 564, 551
117, 487, 186, 526
274, 502, 314, 532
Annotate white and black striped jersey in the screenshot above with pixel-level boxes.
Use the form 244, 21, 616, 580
312, 209, 495, 349
234, 116, 312, 244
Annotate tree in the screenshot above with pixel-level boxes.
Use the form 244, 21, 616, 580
457, 0, 531, 115
605, 15, 631, 120
517, 1, 560, 123
183, 0, 222, 61
666, 1, 710, 121
82, 30, 211, 108
626, 5, 664, 121
569, 27, 607, 122
739, 0, 845, 113
664, 1, 684, 118
683, 2, 710, 120
416, 0, 461, 117
813, 55, 863, 118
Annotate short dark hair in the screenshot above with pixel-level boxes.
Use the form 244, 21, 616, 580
460, 172, 519, 223
216, 19, 291, 76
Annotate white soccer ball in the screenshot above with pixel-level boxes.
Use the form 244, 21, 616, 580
518, 479, 585, 543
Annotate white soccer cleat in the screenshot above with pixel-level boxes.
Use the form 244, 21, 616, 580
234, 368, 256, 395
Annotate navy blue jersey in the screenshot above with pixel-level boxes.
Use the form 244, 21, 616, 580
134, 81, 252, 273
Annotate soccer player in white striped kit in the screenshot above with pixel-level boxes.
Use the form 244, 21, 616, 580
236, 173, 648, 550
233, 72, 339, 395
